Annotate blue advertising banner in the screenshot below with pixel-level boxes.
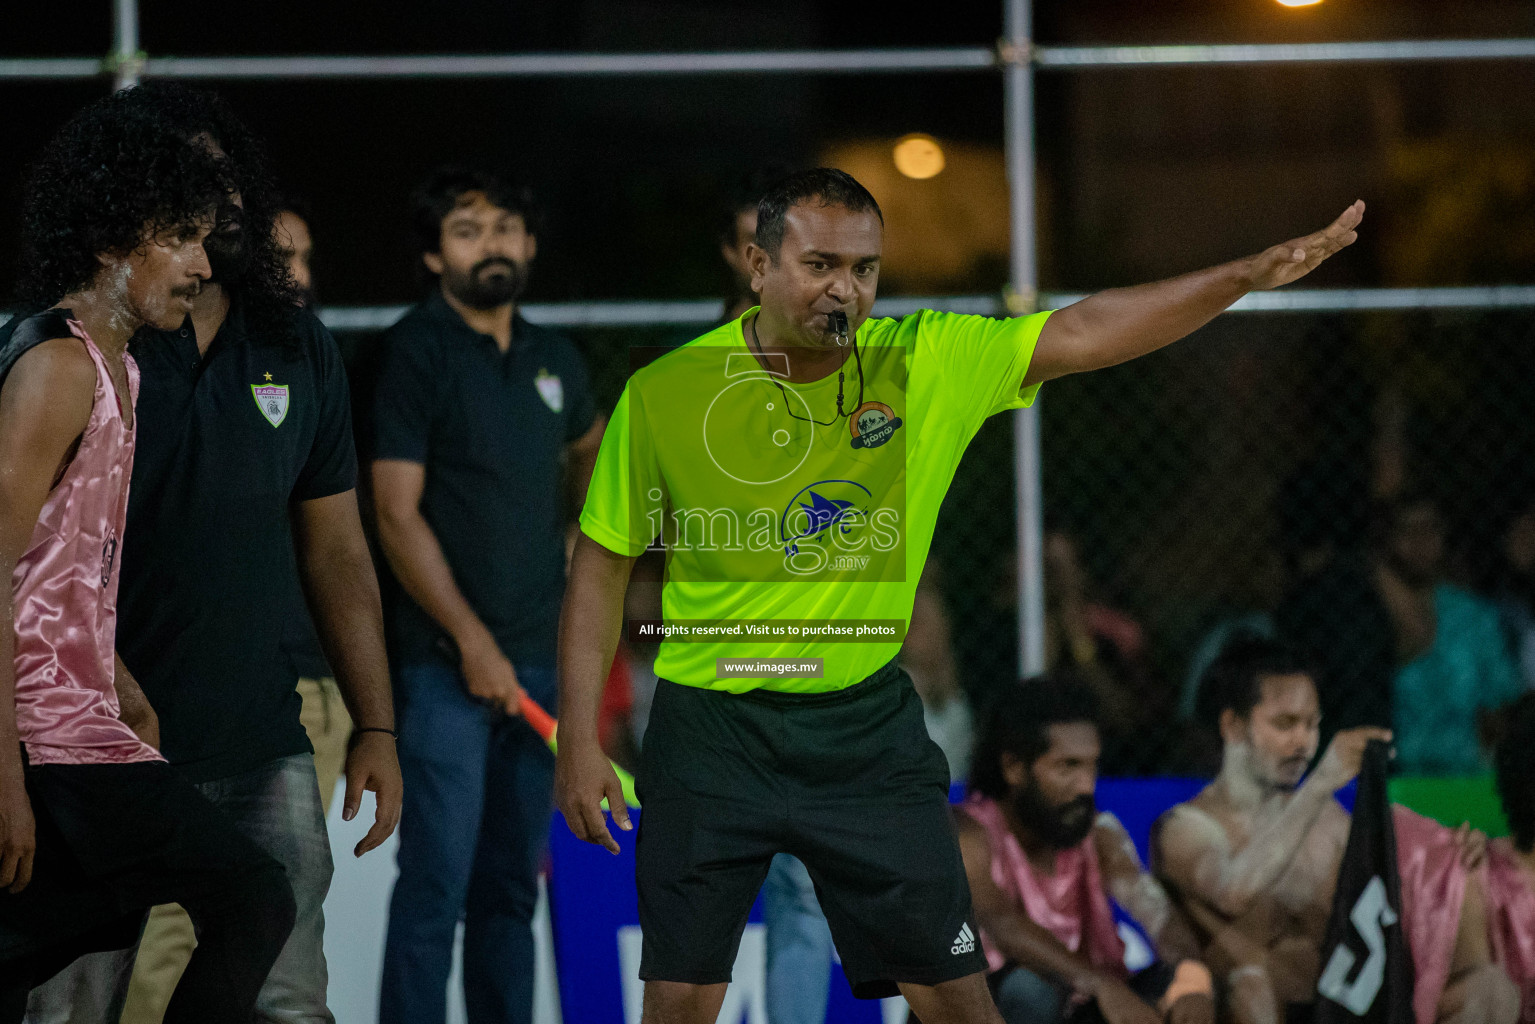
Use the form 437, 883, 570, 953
544, 779, 1242, 1023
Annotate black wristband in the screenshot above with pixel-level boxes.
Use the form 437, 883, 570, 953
349, 726, 398, 747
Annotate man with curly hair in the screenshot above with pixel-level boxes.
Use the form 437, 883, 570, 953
0, 90, 298, 1023
10, 84, 401, 1024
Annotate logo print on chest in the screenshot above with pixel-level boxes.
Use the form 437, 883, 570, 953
848, 401, 902, 450
252, 381, 290, 427
534, 368, 564, 413
780, 479, 871, 556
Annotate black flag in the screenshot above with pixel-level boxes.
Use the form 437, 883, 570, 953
1316, 739, 1414, 1023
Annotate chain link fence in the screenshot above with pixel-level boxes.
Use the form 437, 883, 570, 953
1017, 308, 1533, 776
336, 305, 1535, 779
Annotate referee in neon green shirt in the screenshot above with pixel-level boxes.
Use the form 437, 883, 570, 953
557, 168, 1362, 1024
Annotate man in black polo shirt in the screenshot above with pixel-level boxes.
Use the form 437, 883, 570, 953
19, 84, 403, 1024
372, 167, 602, 1024
113, 196, 364, 1024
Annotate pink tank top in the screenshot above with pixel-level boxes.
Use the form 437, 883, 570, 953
10, 316, 161, 766
959, 793, 1126, 976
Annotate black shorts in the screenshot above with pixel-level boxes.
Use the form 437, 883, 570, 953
634, 660, 987, 999
0, 756, 287, 987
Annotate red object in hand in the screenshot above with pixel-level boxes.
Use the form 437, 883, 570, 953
518, 690, 641, 809
518, 693, 557, 747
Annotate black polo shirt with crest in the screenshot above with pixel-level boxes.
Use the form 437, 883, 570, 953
115, 294, 357, 783
371, 290, 595, 669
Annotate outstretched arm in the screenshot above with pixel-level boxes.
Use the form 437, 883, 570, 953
1024, 201, 1364, 386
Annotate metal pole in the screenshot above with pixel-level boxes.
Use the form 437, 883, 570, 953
305, 284, 1535, 332
112, 0, 141, 90
1004, 0, 1047, 679
139, 48, 996, 80
0, 59, 102, 80
1035, 37, 1535, 68
4, 37, 1535, 83
8, 287, 1535, 335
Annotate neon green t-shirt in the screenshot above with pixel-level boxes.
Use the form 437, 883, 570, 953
580, 307, 1051, 692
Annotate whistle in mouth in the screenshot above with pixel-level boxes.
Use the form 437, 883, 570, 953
831, 310, 850, 347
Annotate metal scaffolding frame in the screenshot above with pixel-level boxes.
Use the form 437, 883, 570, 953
4, 0, 1533, 674
5, 285, 1532, 334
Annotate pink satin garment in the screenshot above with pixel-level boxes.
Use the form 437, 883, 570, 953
11, 319, 161, 766
959, 794, 1127, 977
1485, 839, 1535, 1023
1393, 805, 1469, 1024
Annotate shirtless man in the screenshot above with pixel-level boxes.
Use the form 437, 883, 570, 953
1154, 635, 1517, 1024
956, 674, 1215, 1024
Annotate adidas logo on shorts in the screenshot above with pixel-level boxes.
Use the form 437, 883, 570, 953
950, 922, 976, 955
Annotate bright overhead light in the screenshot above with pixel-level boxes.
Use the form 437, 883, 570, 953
1276, 0, 1322, 7
893, 134, 945, 180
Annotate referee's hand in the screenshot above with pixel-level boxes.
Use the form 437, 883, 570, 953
555, 736, 632, 855
1246, 199, 1363, 291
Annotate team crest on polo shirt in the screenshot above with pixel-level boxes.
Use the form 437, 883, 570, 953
848, 401, 902, 450
252, 383, 290, 427
534, 368, 564, 413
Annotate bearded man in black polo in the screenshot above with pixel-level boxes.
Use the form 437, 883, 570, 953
372, 167, 604, 1024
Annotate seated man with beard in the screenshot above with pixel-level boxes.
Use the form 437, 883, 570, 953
954, 674, 1216, 1024
1153, 636, 1518, 1024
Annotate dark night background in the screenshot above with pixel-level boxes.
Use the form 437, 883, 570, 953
2, 0, 1533, 309
3, 2, 1535, 772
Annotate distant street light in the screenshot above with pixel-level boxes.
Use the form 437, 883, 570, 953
893, 134, 946, 179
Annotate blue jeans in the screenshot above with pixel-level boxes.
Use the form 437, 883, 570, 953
763, 854, 833, 1024
22, 753, 332, 1024
380, 660, 555, 1024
